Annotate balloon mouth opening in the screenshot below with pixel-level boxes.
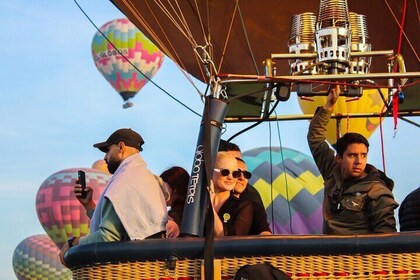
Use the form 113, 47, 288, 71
123, 101, 134, 109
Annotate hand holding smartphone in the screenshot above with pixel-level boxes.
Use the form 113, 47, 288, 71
77, 170, 87, 199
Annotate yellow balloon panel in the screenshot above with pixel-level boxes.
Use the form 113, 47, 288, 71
92, 159, 111, 174
298, 88, 388, 144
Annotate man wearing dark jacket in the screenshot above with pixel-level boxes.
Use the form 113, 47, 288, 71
308, 85, 398, 234
399, 186, 420, 231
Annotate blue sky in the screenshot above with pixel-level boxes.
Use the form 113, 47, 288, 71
0, 1, 418, 279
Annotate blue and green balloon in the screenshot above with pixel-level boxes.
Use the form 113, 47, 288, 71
243, 147, 324, 234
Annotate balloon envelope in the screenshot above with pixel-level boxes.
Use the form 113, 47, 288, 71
91, 159, 110, 174
36, 168, 110, 247
243, 147, 324, 234
111, 0, 419, 83
92, 18, 164, 107
12, 234, 71, 280
298, 88, 388, 144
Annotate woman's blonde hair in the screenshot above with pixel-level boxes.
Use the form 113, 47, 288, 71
215, 151, 237, 168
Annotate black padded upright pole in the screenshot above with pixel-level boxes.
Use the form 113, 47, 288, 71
180, 96, 229, 236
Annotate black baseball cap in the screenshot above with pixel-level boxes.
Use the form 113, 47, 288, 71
93, 128, 144, 152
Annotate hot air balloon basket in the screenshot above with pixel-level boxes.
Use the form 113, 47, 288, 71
66, 233, 420, 280
71, 253, 420, 280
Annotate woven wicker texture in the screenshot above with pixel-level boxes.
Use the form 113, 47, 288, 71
71, 252, 420, 279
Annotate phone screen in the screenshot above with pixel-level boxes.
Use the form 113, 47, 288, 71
77, 170, 87, 198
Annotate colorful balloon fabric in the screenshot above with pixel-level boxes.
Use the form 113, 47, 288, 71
243, 147, 324, 234
91, 159, 110, 174
12, 234, 71, 280
36, 168, 110, 248
298, 88, 388, 144
91, 18, 164, 108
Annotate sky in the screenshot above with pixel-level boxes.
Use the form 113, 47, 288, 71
0, 1, 419, 279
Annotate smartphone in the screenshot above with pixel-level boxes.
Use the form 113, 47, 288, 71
77, 170, 87, 199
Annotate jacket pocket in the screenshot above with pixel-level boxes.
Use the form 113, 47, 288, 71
341, 193, 367, 211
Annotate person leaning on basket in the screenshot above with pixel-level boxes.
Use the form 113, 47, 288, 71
307, 85, 399, 234
59, 128, 168, 266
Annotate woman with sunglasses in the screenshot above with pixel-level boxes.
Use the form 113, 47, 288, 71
209, 152, 254, 236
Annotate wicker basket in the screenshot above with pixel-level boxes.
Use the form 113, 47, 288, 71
66, 233, 420, 279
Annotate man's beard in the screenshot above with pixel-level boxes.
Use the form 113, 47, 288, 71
107, 159, 121, 174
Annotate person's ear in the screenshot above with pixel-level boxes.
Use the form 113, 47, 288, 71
118, 142, 125, 153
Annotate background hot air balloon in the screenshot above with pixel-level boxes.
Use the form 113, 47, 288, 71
91, 18, 165, 108
243, 147, 324, 234
298, 89, 388, 144
35, 168, 110, 248
91, 159, 110, 175
12, 234, 71, 280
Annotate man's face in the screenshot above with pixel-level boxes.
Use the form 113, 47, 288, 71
104, 144, 123, 174
338, 143, 368, 180
234, 160, 248, 195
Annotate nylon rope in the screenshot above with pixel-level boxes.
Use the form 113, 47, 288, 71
237, 4, 260, 75
384, 0, 420, 63
379, 103, 387, 173
268, 121, 276, 234
217, 1, 239, 73
273, 109, 293, 234
188, 0, 216, 79
192, 0, 211, 47
173, 1, 201, 47
138, 1, 206, 94
206, 0, 211, 43
153, 0, 212, 82
393, 0, 407, 133
154, 0, 197, 45
154, 0, 210, 83
416, 0, 420, 22
396, 0, 408, 55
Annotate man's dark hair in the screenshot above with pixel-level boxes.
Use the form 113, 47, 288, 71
218, 139, 241, 152
335, 132, 369, 157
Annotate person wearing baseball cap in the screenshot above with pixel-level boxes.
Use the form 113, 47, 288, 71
60, 128, 168, 266
93, 128, 145, 152
92, 128, 145, 174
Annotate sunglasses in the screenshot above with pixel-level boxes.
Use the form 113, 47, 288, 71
239, 169, 252, 179
214, 168, 241, 178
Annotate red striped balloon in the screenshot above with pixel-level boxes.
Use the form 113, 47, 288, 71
36, 168, 110, 248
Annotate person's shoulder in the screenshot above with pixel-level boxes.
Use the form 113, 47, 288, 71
362, 165, 394, 191
111, 162, 158, 189
408, 187, 420, 196
227, 193, 252, 208
246, 184, 259, 194
366, 180, 397, 201
403, 187, 420, 202
237, 198, 254, 212
241, 184, 262, 202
